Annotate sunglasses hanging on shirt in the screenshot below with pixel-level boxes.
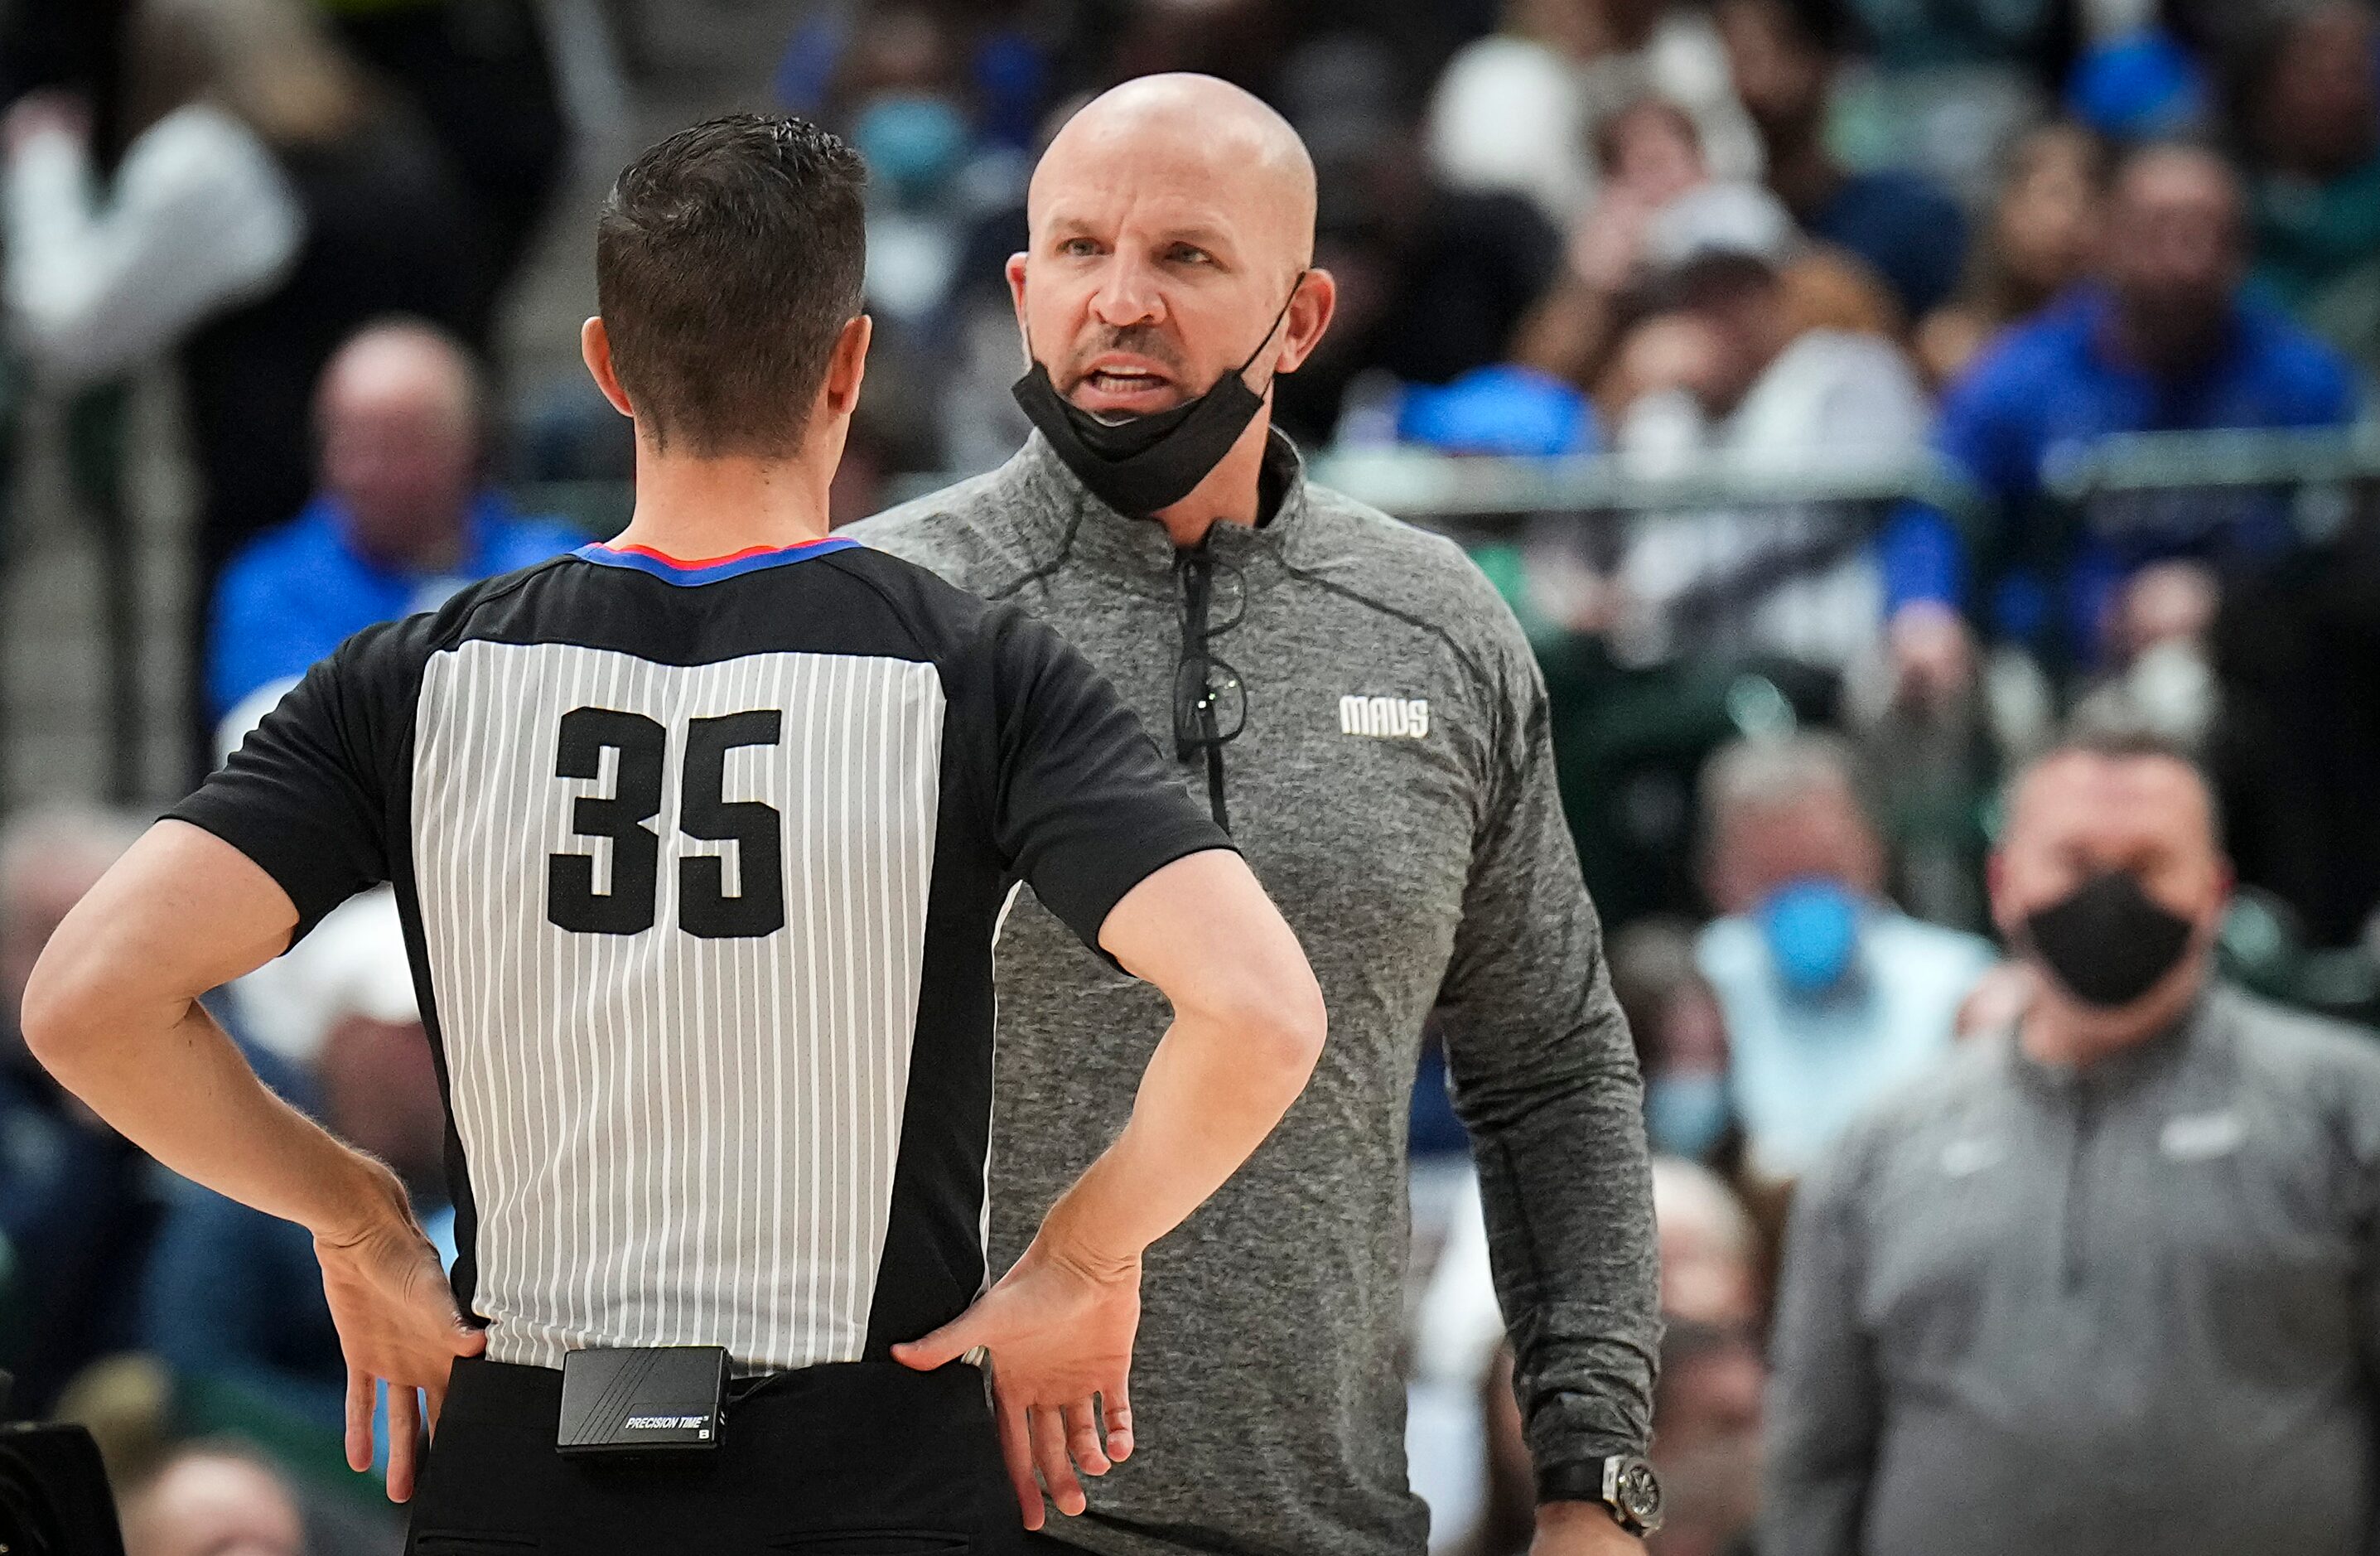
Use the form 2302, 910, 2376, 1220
1173, 548, 1248, 832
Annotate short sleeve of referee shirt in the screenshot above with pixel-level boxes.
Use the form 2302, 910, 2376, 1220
976, 606, 1229, 959
171, 616, 426, 944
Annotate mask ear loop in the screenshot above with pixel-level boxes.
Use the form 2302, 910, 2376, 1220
1231, 269, 1309, 394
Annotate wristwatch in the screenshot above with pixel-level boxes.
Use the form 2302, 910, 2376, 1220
1538, 1454, 1665, 1536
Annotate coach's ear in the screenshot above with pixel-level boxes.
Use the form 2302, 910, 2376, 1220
821, 314, 871, 418
581, 317, 633, 418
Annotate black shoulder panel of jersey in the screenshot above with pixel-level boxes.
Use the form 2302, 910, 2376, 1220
432, 546, 1011, 672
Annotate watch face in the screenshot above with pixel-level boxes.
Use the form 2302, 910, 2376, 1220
1615, 1459, 1663, 1526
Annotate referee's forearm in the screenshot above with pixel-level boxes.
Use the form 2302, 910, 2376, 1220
22, 822, 407, 1244
25, 986, 398, 1241
1039, 995, 1324, 1272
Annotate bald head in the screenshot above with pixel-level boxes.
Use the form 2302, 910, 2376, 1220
1033, 75, 1316, 275
318, 322, 480, 441
1011, 74, 1333, 437
316, 321, 482, 568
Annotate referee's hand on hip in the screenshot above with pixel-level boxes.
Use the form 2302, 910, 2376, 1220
895, 1234, 1141, 1528
898, 849, 1330, 1529
14, 820, 490, 1505
314, 1158, 488, 1503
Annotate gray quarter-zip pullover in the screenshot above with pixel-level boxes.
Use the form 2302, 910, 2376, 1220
848, 432, 1658, 1556
1766, 982, 2380, 1556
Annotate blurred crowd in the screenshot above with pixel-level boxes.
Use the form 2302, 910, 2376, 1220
7, 0, 2380, 1551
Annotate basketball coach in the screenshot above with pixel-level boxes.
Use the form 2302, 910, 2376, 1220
854, 75, 1663, 1555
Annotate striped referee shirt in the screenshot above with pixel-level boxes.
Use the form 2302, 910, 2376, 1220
172, 536, 1230, 1374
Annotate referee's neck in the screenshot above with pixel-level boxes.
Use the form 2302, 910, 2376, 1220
610, 443, 838, 557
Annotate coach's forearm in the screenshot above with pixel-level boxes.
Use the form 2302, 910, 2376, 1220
1460, 1023, 1659, 1466
23, 942, 406, 1243
1037, 983, 1324, 1270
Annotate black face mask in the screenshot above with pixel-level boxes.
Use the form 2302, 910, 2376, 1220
2019, 869, 2198, 1009
1011, 277, 1302, 518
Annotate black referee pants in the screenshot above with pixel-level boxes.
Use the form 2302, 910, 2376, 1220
407, 1355, 1022, 1554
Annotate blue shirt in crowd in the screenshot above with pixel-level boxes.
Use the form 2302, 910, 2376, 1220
1880, 285, 2358, 655
207, 490, 582, 722
1805, 168, 1968, 321
1698, 906, 1996, 1181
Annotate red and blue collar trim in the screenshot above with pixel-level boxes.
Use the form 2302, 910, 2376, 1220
574, 536, 858, 586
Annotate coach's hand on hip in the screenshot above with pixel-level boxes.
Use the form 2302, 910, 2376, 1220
314, 1157, 487, 1503
892, 1230, 1140, 1529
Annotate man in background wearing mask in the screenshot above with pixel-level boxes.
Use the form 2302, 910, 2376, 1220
1765, 727, 2380, 1556
850, 73, 1660, 1556
1692, 733, 1994, 1182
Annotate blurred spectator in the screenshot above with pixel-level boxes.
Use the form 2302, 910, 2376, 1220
50, 1350, 176, 1491
1915, 121, 2106, 386
1271, 36, 1564, 445
1650, 1154, 1764, 1329
1765, 727, 2380, 1556
2064, 28, 2210, 143
1512, 95, 1719, 399
1425, 1156, 1762, 1554
0, 0, 135, 167
325, 0, 568, 335
1426, 0, 1761, 230
1830, 0, 2074, 204
204, 320, 580, 745
790, 4, 1040, 483
1600, 182, 1931, 670
4, 0, 489, 777
1716, 0, 1969, 320
1449, 1318, 1767, 1556
1611, 917, 1739, 1163
142, 913, 448, 1446
2233, 2, 2380, 375
3, 0, 483, 594
829, 5, 1027, 327
118, 1440, 304, 1556
1460, 1346, 1537, 1556
1100, 0, 1297, 98
1882, 143, 2358, 685
224, 885, 406, 1066
2213, 500, 2380, 951
1696, 733, 1995, 1181
0, 805, 157, 1416
1649, 1320, 1764, 1556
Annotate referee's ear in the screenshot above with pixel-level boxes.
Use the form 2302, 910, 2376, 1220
582, 317, 634, 419
820, 314, 871, 419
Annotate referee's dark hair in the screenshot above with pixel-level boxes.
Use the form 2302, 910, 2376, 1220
596, 113, 867, 456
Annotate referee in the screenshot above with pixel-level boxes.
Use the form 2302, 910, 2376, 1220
22, 115, 1325, 1554
852, 76, 1663, 1554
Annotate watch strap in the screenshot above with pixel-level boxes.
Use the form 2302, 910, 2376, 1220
1535, 1458, 1611, 1506
1538, 1455, 1660, 1534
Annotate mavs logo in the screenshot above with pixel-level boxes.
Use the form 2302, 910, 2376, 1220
1340, 695, 1430, 739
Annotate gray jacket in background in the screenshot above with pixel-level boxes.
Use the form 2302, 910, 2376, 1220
848, 432, 1658, 1556
1766, 983, 2380, 1556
